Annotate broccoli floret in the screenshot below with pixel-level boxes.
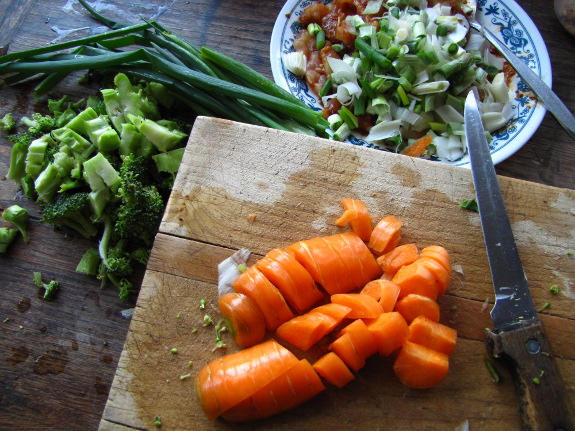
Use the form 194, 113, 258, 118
32, 271, 59, 300
1, 113, 16, 133
41, 192, 99, 239
21, 113, 56, 137
2, 205, 30, 243
113, 158, 165, 240
0, 228, 18, 253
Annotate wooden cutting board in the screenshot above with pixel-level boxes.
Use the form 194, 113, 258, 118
98, 117, 575, 431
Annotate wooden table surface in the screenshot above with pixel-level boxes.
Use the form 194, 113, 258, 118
0, 1, 573, 430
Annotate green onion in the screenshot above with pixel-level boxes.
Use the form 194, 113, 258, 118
307, 23, 322, 37
355, 38, 392, 70
316, 29, 326, 50
319, 79, 333, 97
338, 106, 359, 129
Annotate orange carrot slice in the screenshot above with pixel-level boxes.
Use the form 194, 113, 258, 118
276, 303, 351, 351
221, 359, 325, 422
420, 245, 451, 272
360, 279, 401, 312
366, 311, 409, 356
391, 259, 439, 300
368, 215, 403, 256
376, 243, 419, 275
257, 248, 324, 313
408, 315, 457, 355
335, 198, 373, 242
288, 232, 381, 295
337, 319, 377, 359
331, 293, 384, 319
401, 134, 433, 157
392, 341, 449, 389
417, 256, 451, 296
329, 332, 365, 372
195, 339, 299, 420
233, 266, 294, 332
395, 293, 440, 324
313, 352, 355, 388
218, 292, 266, 348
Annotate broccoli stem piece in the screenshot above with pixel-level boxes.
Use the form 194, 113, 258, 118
25, 135, 55, 178
76, 248, 101, 276
32, 271, 59, 300
2, 205, 30, 242
0, 228, 19, 253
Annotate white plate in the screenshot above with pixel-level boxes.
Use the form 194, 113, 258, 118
270, 0, 552, 167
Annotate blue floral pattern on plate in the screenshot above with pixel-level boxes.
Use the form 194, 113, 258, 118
270, 0, 551, 167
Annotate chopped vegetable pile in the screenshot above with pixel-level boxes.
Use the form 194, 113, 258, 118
285, 0, 513, 161
197, 198, 457, 422
2, 73, 186, 301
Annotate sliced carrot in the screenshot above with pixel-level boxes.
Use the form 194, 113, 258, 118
335, 198, 373, 242
195, 339, 299, 420
366, 311, 409, 356
395, 293, 440, 324
408, 315, 457, 355
392, 341, 450, 389
288, 232, 381, 295
276, 303, 351, 351
232, 265, 294, 332
331, 293, 384, 319
337, 319, 378, 359
221, 359, 325, 422
420, 245, 451, 272
327, 231, 383, 288
368, 215, 403, 256
313, 352, 355, 389
257, 248, 324, 313
391, 259, 439, 300
376, 243, 419, 275
417, 256, 451, 296
329, 332, 365, 372
218, 292, 266, 348
360, 279, 401, 312
401, 134, 433, 157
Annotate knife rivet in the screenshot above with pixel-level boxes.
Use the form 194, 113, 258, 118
526, 339, 541, 354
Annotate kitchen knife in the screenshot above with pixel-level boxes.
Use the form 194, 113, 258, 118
464, 91, 575, 431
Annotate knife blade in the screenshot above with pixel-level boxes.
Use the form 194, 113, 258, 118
464, 91, 575, 431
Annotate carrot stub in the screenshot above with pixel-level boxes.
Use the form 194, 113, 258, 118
276, 303, 351, 351
408, 315, 457, 355
368, 215, 403, 256
221, 359, 325, 422
366, 311, 409, 356
331, 293, 384, 319
335, 198, 373, 242
217, 292, 266, 348
360, 279, 401, 312
313, 352, 355, 388
401, 134, 433, 157
393, 341, 450, 389
394, 293, 440, 324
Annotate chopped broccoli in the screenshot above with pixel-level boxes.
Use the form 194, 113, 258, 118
1, 113, 16, 133
128, 114, 187, 153
25, 135, 56, 179
0, 228, 19, 253
2, 205, 30, 243
66, 107, 120, 152
76, 247, 101, 276
20, 113, 56, 137
41, 192, 99, 239
32, 271, 59, 300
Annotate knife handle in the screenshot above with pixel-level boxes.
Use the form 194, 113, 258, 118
485, 319, 575, 431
